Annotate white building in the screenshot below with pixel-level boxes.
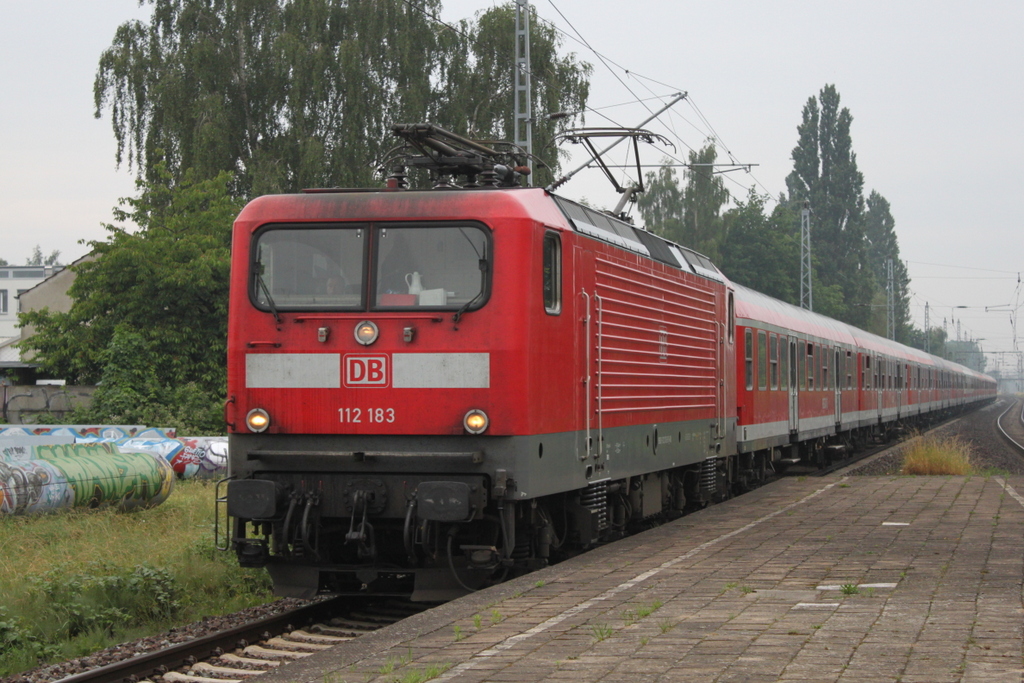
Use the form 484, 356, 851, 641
0, 265, 63, 365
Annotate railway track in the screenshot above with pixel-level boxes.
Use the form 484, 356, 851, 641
996, 396, 1024, 455
53, 598, 429, 683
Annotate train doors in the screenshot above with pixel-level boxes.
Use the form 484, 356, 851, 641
876, 355, 884, 421
896, 363, 904, 419
788, 339, 799, 433
834, 347, 843, 426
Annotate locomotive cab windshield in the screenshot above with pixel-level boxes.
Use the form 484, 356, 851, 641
251, 222, 491, 312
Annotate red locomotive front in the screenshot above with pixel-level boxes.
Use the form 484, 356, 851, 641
224, 183, 739, 598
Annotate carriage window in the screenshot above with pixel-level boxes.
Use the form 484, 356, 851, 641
780, 336, 789, 390
253, 226, 366, 310
847, 351, 853, 389
543, 232, 561, 314
822, 347, 829, 389
745, 329, 753, 390
815, 344, 822, 390
770, 334, 778, 390
757, 330, 767, 390
806, 343, 814, 390
375, 224, 490, 309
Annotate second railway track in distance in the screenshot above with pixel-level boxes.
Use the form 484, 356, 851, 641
997, 395, 1024, 455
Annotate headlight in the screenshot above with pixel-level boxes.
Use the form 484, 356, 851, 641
354, 320, 379, 346
246, 408, 270, 433
464, 409, 489, 434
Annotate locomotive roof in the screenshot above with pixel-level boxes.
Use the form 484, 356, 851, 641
236, 186, 727, 285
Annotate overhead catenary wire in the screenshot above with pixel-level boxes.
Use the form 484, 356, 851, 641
400, 0, 774, 202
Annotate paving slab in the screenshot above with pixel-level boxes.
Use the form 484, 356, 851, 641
254, 474, 1024, 682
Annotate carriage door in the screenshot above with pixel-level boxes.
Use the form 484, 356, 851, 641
897, 363, 904, 419
834, 348, 843, 426
788, 339, 799, 432
876, 356, 884, 420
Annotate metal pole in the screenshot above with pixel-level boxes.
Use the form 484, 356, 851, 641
886, 258, 895, 340
514, 0, 532, 184
800, 201, 812, 311
924, 302, 930, 354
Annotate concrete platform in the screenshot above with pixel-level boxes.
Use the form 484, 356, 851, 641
257, 474, 1024, 683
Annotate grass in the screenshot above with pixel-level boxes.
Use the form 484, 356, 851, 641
0, 479, 272, 676
901, 435, 974, 475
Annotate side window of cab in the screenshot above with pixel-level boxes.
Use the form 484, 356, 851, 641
543, 231, 561, 315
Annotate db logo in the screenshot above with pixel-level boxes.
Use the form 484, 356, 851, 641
344, 355, 389, 387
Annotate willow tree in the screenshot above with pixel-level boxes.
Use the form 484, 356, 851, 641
95, 0, 591, 195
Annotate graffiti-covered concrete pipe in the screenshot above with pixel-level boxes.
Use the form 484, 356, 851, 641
0, 441, 175, 515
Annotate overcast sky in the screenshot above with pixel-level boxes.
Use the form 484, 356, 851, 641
1, 1, 1021, 364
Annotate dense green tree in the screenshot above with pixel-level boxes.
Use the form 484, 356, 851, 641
95, 0, 590, 195
718, 190, 799, 303
20, 161, 244, 432
635, 161, 684, 243
863, 190, 912, 342
637, 143, 728, 259
784, 85, 876, 327
681, 145, 729, 261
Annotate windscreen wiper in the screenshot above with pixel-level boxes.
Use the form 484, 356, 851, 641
453, 257, 488, 326
255, 271, 282, 325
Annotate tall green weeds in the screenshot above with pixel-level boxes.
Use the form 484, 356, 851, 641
0, 479, 272, 676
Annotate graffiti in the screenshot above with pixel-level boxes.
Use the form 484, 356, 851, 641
115, 437, 228, 479
0, 443, 174, 515
0, 426, 224, 481
0, 425, 172, 440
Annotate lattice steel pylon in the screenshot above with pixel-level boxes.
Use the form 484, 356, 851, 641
924, 302, 930, 354
800, 201, 812, 311
886, 259, 895, 340
514, 0, 532, 184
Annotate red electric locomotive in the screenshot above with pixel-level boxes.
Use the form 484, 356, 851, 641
223, 126, 744, 599
222, 125, 994, 600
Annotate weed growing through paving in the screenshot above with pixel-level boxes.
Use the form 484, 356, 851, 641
658, 619, 674, 633
535, 580, 545, 588
452, 625, 463, 641
490, 609, 503, 625
590, 624, 614, 642
640, 636, 650, 646
389, 662, 452, 683
378, 649, 414, 674
901, 435, 974, 475
622, 600, 663, 626
840, 584, 859, 595
740, 585, 755, 594
472, 613, 482, 629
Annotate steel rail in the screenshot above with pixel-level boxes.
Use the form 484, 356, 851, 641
53, 596, 349, 683
996, 397, 1024, 455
